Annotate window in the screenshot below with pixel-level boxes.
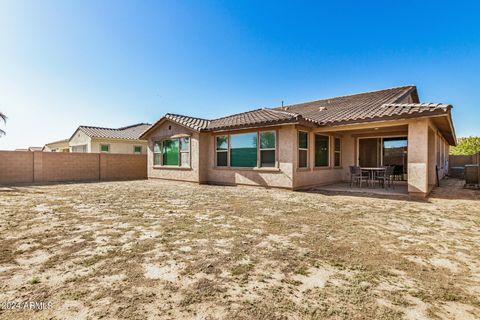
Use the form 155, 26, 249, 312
179, 137, 190, 167
298, 131, 308, 168
260, 131, 276, 167
134, 146, 142, 154
153, 142, 161, 165
334, 137, 341, 167
163, 139, 179, 166
230, 132, 258, 167
216, 135, 228, 167
100, 144, 110, 153
154, 137, 190, 167
71, 144, 87, 153
314, 135, 329, 167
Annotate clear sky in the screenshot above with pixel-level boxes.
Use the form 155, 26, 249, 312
0, 0, 479, 149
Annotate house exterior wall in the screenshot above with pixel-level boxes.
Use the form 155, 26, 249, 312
91, 139, 147, 154
205, 125, 296, 188
291, 129, 355, 189
44, 141, 70, 152
144, 115, 452, 196
69, 130, 92, 152
146, 120, 201, 183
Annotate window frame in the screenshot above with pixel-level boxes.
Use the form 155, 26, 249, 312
134, 145, 142, 154
100, 144, 110, 153
259, 130, 277, 168
314, 134, 330, 168
214, 129, 278, 169
215, 135, 229, 167
298, 130, 309, 169
153, 136, 191, 168
334, 137, 341, 168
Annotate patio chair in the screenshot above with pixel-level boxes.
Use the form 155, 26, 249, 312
376, 166, 395, 188
350, 166, 368, 188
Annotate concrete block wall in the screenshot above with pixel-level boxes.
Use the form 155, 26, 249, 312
0, 151, 146, 185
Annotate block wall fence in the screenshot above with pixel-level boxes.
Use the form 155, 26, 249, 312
0, 151, 147, 185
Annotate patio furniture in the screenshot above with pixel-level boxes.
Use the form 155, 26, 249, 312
349, 166, 368, 187
376, 166, 395, 188
360, 167, 386, 188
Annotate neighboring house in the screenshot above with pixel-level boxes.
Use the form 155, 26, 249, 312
28, 147, 43, 152
140, 85, 456, 197
43, 139, 70, 152
69, 123, 151, 154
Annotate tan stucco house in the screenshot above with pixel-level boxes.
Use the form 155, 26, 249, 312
140, 86, 456, 197
69, 123, 151, 154
43, 139, 70, 152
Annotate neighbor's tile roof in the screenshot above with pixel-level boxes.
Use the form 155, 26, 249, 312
76, 123, 151, 140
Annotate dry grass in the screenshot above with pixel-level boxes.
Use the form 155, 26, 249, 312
0, 178, 479, 319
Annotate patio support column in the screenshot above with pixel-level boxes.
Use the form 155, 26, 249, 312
407, 119, 429, 196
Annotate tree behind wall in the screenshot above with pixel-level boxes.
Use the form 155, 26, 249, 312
0, 112, 6, 136
450, 136, 480, 155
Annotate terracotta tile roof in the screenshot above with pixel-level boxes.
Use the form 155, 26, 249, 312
165, 114, 211, 131
75, 123, 151, 140
274, 85, 430, 125
142, 85, 453, 137
206, 108, 313, 131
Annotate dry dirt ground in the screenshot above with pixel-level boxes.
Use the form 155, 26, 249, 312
0, 178, 479, 319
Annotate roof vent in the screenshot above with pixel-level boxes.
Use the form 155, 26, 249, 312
318, 107, 327, 111
283, 106, 289, 111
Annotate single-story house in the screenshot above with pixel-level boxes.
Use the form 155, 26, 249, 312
43, 139, 70, 152
140, 85, 456, 197
69, 123, 151, 154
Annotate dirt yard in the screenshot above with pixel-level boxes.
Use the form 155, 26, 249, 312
0, 179, 479, 319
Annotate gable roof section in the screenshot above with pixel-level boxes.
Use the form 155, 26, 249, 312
71, 123, 151, 141
141, 85, 454, 142
274, 85, 423, 125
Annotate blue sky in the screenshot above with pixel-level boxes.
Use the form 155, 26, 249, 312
0, 0, 479, 149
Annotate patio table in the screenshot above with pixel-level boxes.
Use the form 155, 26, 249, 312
360, 167, 386, 188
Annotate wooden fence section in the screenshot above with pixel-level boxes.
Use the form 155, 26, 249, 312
0, 151, 147, 185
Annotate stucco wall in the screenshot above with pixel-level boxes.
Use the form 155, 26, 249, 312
205, 125, 296, 189
69, 129, 92, 152
146, 120, 201, 183
91, 139, 147, 154
292, 131, 355, 189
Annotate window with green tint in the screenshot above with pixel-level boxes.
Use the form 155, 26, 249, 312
334, 137, 341, 167
134, 146, 142, 154
216, 136, 228, 166
298, 131, 308, 168
260, 131, 276, 167
230, 132, 257, 167
100, 144, 109, 153
162, 139, 179, 166
315, 135, 329, 167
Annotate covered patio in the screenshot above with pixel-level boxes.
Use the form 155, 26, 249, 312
311, 115, 453, 197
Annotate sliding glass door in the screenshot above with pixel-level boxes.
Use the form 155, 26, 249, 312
383, 137, 408, 179
358, 136, 408, 180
